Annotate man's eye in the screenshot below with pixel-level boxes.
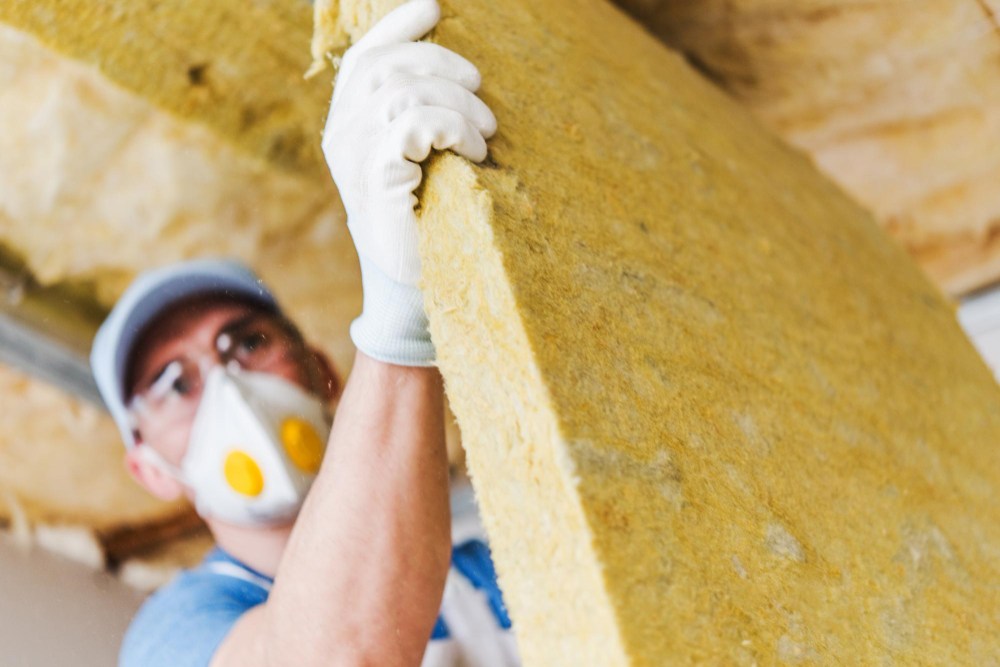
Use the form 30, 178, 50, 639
172, 375, 193, 396
236, 332, 269, 355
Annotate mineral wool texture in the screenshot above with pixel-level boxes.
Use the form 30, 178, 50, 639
613, 0, 1000, 296
313, 1, 1000, 664
0, 0, 330, 177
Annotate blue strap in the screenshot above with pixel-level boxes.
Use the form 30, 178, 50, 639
430, 614, 451, 640
203, 547, 483, 642
451, 540, 512, 629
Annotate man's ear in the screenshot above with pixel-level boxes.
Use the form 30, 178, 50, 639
124, 446, 185, 502
309, 347, 342, 402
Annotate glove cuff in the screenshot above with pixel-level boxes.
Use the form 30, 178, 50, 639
351, 254, 435, 367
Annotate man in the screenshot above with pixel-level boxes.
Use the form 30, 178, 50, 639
90, 2, 517, 665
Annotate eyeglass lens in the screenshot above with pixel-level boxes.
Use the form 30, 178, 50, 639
131, 313, 302, 416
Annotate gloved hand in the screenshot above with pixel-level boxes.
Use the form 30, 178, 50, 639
322, 0, 497, 366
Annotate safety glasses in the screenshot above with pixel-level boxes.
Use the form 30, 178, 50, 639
127, 312, 308, 430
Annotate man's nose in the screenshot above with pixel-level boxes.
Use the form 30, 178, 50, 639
193, 351, 244, 384
193, 353, 219, 380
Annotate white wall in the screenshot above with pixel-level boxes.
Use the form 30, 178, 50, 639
958, 287, 1000, 382
0, 533, 145, 666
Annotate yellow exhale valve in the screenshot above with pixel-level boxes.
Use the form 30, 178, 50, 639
224, 450, 265, 497
281, 417, 325, 474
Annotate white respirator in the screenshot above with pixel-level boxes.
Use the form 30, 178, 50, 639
140, 366, 332, 526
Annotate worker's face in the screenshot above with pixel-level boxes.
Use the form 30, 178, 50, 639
123, 296, 340, 499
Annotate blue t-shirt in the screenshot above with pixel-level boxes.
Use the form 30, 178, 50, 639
120, 540, 514, 667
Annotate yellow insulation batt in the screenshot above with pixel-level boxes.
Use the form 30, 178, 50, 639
0, 0, 330, 178
613, 0, 1000, 296
315, 0, 1000, 664
0, 363, 189, 532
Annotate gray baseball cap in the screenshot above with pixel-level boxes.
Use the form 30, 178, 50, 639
90, 258, 279, 448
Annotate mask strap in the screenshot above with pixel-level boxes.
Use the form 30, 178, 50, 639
134, 445, 187, 483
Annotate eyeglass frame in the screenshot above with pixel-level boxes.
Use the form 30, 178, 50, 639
125, 309, 316, 437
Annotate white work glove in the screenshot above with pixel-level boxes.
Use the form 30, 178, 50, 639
322, 0, 497, 366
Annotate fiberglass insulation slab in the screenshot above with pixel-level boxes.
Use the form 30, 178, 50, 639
614, 0, 1000, 296
315, 0, 1000, 664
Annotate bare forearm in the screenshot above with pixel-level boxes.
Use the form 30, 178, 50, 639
260, 352, 451, 665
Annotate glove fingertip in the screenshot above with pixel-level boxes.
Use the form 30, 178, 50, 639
481, 109, 499, 139
456, 140, 488, 164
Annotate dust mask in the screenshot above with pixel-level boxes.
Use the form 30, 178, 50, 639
142, 366, 332, 526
